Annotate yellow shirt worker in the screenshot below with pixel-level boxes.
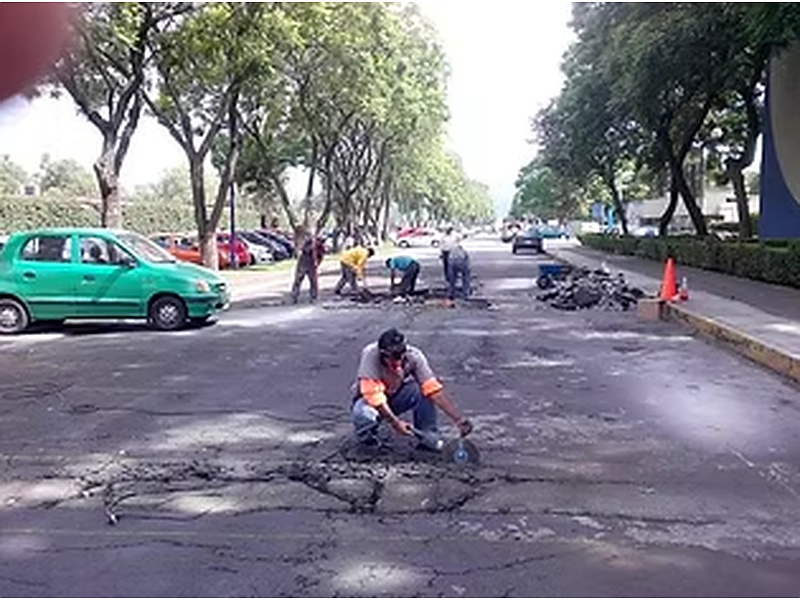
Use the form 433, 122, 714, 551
334, 245, 375, 295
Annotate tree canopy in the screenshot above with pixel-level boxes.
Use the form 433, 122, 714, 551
46, 2, 493, 268
521, 2, 800, 237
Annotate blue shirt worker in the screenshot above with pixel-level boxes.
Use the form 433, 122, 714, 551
385, 255, 420, 296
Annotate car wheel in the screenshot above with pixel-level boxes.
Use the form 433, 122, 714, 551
431, 240, 440, 247
398, 240, 410, 248
149, 296, 187, 331
512, 246, 518, 254
0, 298, 29, 334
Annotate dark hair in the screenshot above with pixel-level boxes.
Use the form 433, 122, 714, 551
378, 328, 406, 359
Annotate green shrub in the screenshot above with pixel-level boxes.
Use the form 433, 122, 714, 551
0, 196, 262, 235
580, 233, 800, 289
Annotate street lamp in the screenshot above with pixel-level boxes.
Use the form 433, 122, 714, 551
229, 180, 237, 269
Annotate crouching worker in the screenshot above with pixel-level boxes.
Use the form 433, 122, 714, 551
351, 328, 473, 447
385, 255, 420, 296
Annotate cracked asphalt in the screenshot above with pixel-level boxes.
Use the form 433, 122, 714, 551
1, 237, 800, 597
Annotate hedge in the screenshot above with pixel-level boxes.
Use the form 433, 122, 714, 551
0, 196, 261, 235
579, 233, 800, 289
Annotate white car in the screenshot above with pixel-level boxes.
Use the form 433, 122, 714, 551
395, 229, 441, 248
239, 237, 274, 264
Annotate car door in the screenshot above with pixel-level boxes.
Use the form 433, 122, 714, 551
73, 235, 144, 318
14, 233, 81, 319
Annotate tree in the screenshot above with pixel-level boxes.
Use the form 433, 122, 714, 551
48, 3, 181, 227
38, 154, 95, 197
0, 156, 28, 196
144, 3, 265, 269
511, 157, 587, 222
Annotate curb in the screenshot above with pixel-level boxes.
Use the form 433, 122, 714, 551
664, 302, 800, 385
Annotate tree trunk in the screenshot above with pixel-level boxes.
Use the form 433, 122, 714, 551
673, 162, 707, 236
728, 161, 752, 239
605, 174, 629, 236
188, 158, 217, 269
93, 137, 123, 229
659, 176, 679, 236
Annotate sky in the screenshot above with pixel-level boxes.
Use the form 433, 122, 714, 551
0, 1, 575, 218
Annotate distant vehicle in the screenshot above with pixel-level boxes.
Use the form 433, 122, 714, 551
512, 227, 544, 254
247, 230, 292, 260
151, 233, 232, 269
536, 225, 569, 239
501, 223, 521, 243
255, 229, 295, 256
236, 231, 282, 262
395, 228, 440, 248
0, 228, 229, 333
215, 233, 255, 266
632, 225, 658, 238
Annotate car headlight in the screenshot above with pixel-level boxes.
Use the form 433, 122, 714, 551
195, 280, 211, 293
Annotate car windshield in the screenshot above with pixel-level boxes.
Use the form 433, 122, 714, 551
118, 231, 176, 263
524, 228, 539, 237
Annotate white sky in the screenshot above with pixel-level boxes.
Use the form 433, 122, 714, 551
0, 1, 574, 217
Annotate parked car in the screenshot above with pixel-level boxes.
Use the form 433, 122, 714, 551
215, 233, 254, 266
0, 228, 229, 333
395, 228, 441, 248
512, 227, 544, 254
150, 233, 232, 269
536, 225, 569, 239
235, 231, 280, 263
242, 230, 291, 261
255, 229, 295, 256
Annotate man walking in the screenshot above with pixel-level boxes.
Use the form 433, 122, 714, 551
446, 242, 471, 301
290, 231, 326, 304
351, 328, 473, 447
385, 255, 421, 296
334, 244, 375, 295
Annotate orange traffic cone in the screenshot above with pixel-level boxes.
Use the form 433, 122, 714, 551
659, 258, 678, 301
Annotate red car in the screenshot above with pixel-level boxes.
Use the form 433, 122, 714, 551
216, 233, 253, 267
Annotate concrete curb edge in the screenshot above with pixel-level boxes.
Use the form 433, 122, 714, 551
665, 303, 800, 385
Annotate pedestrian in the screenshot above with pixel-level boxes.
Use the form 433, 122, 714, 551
351, 327, 473, 447
385, 255, 420, 297
290, 230, 325, 304
446, 242, 471, 301
439, 226, 460, 281
333, 244, 375, 295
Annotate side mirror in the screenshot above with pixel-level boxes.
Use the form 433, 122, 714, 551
119, 255, 137, 268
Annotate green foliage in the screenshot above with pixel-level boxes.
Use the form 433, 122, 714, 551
528, 2, 800, 237
579, 234, 800, 288
0, 196, 260, 235
38, 155, 96, 198
0, 156, 29, 196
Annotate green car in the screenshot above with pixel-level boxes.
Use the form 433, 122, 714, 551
0, 228, 230, 334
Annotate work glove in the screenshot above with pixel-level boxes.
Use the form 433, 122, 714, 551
456, 417, 473, 437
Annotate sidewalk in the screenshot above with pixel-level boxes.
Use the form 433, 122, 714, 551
547, 242, 800, 384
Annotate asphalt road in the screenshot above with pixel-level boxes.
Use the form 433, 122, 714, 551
1, 237, 799, 597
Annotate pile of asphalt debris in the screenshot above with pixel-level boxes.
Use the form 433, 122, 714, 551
536, 266, 645, 311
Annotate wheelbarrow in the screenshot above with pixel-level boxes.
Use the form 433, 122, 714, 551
536, 263, 572, 289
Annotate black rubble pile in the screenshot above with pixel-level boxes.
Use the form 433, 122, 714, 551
536, 267, 645, 311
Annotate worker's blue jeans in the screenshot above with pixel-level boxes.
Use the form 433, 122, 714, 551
352, 380, 438, 440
